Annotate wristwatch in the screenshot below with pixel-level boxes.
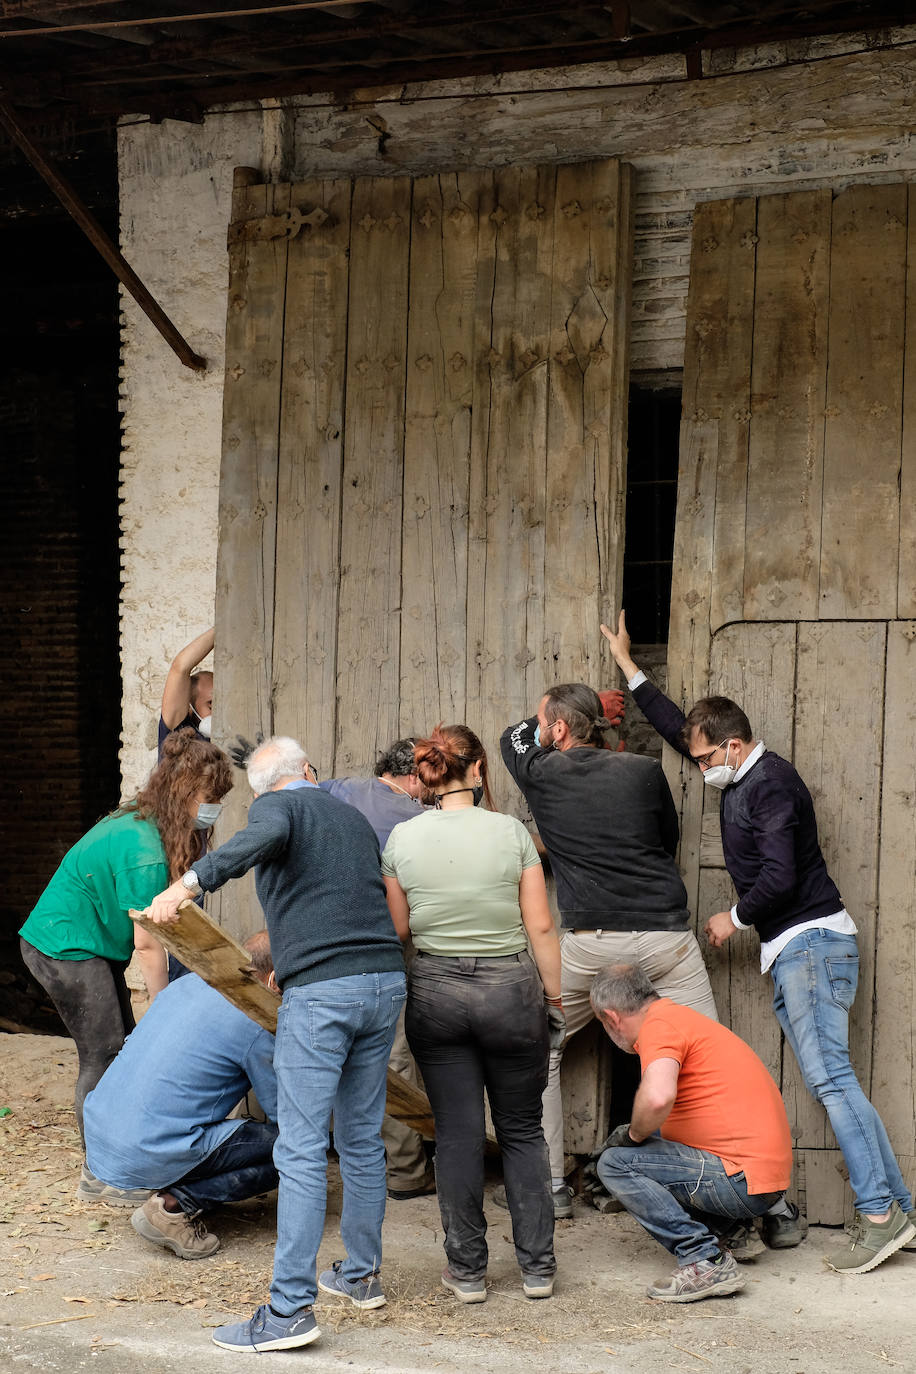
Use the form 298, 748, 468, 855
180, 870, 201, 894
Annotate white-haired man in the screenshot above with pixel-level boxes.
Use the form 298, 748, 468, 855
149, 736, 406, 1354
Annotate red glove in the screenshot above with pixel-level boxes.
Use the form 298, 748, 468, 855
599, 689, 625, 728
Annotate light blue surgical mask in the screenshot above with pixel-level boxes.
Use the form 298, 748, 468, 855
534, 723, 552, 749
193, 802, 222, 830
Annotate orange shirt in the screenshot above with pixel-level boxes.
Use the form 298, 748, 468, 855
634, 999, 792, 1195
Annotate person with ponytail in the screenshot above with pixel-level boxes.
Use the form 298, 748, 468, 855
19, 728, 233, 1189
381, 725, 562, 1304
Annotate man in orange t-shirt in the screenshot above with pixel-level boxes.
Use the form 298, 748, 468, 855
591, 963, 793, 1304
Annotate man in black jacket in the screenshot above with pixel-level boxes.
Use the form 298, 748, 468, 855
602, 610, 916, 1273
149, 735, 406, 1352
500, 684, 717, 1219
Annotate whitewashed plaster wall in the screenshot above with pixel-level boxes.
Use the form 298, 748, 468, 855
117, 28, 916, 789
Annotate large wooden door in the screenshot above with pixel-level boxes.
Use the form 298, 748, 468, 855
668, 185, 916, 1222
211, 160, 634, 1156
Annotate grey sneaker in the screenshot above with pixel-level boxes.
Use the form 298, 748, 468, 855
904, 1209, 916, 1251
131, 1194, 219, 1259
212, 1304, 320, 1352
717, 1221, 766, 1261
318, 1260, 386, 1310
492, 1182, 573, 1220
761, 1202, 808, 1249
647, 1251, 745, 1303
828, 1203, 916, 1273
77, 1164, 151, 1209
521, 1271, 555, 1299
441, 1267, 487, 1303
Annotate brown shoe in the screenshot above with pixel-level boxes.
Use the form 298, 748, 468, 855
131, 1194, 219, 1260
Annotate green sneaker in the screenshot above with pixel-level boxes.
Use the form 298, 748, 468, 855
902, 1209, 916, 1252
828, 1203, 915, 1273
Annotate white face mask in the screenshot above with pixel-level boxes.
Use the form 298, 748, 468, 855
193, 801, 222, 830
191, 706, 212, 739
702, 742, 737, 791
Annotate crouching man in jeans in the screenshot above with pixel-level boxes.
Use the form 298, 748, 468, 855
149, 736, 406, 1354
591, 964, 794, 1304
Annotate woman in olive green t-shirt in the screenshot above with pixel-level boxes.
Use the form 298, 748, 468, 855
382, 724, 562, 1302
20, 729, 232, 1151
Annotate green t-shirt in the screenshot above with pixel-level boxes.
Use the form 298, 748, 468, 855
381, 807, 541, 957
20, 811, 168, 962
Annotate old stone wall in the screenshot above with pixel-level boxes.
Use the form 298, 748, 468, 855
118, 28, 916, 788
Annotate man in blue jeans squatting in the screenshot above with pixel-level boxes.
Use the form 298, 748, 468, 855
591, 963, 793, 1303
149, 735, 407, 1354
602, 611, 916, 1273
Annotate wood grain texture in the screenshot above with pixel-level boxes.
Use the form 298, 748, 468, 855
272, 178, 351, 776
561, 1018, 613, 1158
400, 171, 479, 735
744, 191, 831, 622
213, 180, 289, 938
335, 175, 411, 774
900, 186, 916, 618
819, 184, 907, 617
872, 621, 916, 1154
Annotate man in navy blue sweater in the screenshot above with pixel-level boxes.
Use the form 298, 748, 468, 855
149, 735, 406, 1353
602, 611, 915, 1275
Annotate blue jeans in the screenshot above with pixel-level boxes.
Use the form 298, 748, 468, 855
597, 1139, 781, 1265
269, 971, 407, 1315
170, 1121, 279, 1214
771, 929, 912, 1216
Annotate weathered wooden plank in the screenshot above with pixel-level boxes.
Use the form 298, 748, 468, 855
872, 621, 916, 1155
547, 159, 632, 688
900, 187, 916, 618
213, 177, 289, 938
561, 1018, 613, 1158
789, 621, 885, 1147
709, 621, 797, 761
744, 191, 831, 621
271, 179, 351, 776
335, 176, 411, 774
131, 900, 437, 1137
819, 184, 906, 617
466, 163, 553, 813
400, 171, 479, 734
793, 1148, 853, 1226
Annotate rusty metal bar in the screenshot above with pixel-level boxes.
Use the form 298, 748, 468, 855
0, 97, 206, 371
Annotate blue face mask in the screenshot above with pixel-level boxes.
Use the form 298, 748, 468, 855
534, 723, 551, 749
193, 802, 222, 830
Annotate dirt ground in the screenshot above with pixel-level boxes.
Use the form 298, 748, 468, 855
1, 1033, 914, 1374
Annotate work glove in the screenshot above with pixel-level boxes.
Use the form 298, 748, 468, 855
598, 688, 625, 728
546, 1002, 567, 1051
228, 732, 264, 770
581, 1123, 640, 1214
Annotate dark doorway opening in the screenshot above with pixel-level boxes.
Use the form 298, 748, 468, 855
0, 128, 122, 1032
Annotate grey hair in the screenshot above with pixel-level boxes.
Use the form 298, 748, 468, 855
247, 735, 310, 796
590, 963, 659, 1017
544, 682, 611, 746
374, 738, 417, 778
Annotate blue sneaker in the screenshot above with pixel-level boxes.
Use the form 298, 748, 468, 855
318, 1260, 386, 1310
211, 1304, 320, 1352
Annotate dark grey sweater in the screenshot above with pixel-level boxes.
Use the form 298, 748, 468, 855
500, 715, 690, 931
194, 785, 404, 989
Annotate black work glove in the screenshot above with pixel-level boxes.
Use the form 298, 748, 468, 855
546, 1003, 566, 1051
604, 1121, 642, 1149
228, 732, 264, 770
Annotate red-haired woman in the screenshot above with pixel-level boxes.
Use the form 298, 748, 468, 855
19, 729, 233, 1185
382, 725, 562, 1303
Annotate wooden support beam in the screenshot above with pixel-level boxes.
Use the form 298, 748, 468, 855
0, 97, 206, 371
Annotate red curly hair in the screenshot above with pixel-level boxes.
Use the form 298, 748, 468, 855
413, 724, 497, 812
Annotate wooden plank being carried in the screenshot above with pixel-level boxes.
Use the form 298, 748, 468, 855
131, 901, 437, 1138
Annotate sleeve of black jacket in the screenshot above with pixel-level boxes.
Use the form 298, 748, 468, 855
631, 681, 693, 759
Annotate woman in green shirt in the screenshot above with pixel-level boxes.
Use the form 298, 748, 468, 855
382, 725, 562, 1304
20, 729, 233, 1159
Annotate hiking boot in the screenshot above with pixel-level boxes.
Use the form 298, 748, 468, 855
647, 1251, 745, 1303
762, 1202, 808, 1249
492, 1182, 573, 1220
77, 1164, 151, 1209
521, 1271, 556, 1299
716, 1222, 765, 1262
212, 1304, 320, 1352
441, 1267, 487, 1303
828, 1203, 916, 1273
318, 1260, 386, 1310
131, 1194, 219, 1259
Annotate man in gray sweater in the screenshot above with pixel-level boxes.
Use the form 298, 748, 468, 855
149, 735, 406, 1354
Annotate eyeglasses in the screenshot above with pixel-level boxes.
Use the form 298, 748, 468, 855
306, 762, 319, 782
691, 738, 728, 768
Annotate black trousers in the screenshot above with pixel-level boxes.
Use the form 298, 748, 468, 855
20, 937, 134, 1143
406, 950, 555, 1280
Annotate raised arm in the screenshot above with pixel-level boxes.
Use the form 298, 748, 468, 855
601, 610, 691, 759
161, 626, 215, 729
